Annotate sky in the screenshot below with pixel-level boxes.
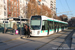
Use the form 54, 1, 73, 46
56, 0, 75, 19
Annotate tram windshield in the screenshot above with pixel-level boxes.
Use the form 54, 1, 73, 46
30, 16, 41, 30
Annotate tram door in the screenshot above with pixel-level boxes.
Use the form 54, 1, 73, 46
44, 21, 49, 35
47, 21, 49, 35
42, 20, 49, 35
54, 22, 56, 33
57, 23, 59, 32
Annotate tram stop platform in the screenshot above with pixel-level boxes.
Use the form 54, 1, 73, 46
0, 33, 23, 43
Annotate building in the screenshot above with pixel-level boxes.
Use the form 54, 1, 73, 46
7, 0, 20, 18
0, 0, 7, 19
4, 0, 7, 19
19, 0, 30, 18
19, 0, 26, 18
19, 0, 56, 18
37, 0, 56, 12
50, 0, 56, 12
0, 0, 4, 19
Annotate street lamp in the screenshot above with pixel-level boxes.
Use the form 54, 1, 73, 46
20, 16, 22, 36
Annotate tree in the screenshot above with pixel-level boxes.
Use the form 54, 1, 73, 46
55, 16, 62, 20
26, 0, 52, 18
59, 14, 68, 22
27, 2, 32, 18
41, 4, 52, 18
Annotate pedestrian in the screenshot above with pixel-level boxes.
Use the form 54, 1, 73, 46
24, 24, 28, 38
24, 24, 31, 38
28, 26, 31, 38
13, 23, 17, 35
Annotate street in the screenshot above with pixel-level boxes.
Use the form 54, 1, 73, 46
0, 0, 75, 50
0, 29, 75, 50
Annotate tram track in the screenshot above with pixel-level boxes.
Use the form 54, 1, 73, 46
4, 34, 64, 50
0, 36, 48, 46
0, 37, 47, 50
0, 30, 72, 50
0, 37, 21, 46
57, 29, 75, 50
5, 41, 29, 50
35, 32, 68, 50
0, 33, 65, 50
0, 38, 32, 50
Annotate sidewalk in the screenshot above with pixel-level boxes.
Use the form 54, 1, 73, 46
72, 32, 75, 50
0, 33, 23, 42
57, 29, 75, 50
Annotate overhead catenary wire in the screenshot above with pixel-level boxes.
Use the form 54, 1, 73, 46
58, 0, 69, 15
65, 0, 74, 17
59, 0, 66, 12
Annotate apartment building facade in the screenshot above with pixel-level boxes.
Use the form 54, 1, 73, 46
19, 0, 26, 18
19, 0, 30, 18
7, 0, 20, 18
37, 0, 56, 12
0, 0, 7, 19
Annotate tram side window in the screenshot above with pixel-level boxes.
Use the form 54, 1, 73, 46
65, 24, 68, 28
42, 21, 48, 30
61, 23, 64, 28
49, 21, 53, 29
54, 22, 56, 29
59, 23, 61, 28
56, 22, 59, 28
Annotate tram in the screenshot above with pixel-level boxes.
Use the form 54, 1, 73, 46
30, 15, 68, 36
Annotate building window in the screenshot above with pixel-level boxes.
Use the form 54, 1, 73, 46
14, 13, 15, 16
4, 0, 5, 4
9, 7, 10, 11
17, 4, 18, 7
17, 14, 19, 17
20, 0, 22, 3
12, 1, 13, 5
12, 12, 13, 17
4, 5, 6, 10
42, 3, 44, 5
14, 7, 16, 11
4, 11, 6, 16
14, 2, 16, 5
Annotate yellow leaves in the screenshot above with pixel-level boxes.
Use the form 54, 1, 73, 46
27, 0, 52, 18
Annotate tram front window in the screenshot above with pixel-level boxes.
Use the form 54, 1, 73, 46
31, 20, 41, 30
30, 16, 41, 30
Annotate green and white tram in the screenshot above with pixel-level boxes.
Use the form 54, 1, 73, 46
30, 15, 68, 36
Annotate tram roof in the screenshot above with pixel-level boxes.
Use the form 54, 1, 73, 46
41, 16, 68, 24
